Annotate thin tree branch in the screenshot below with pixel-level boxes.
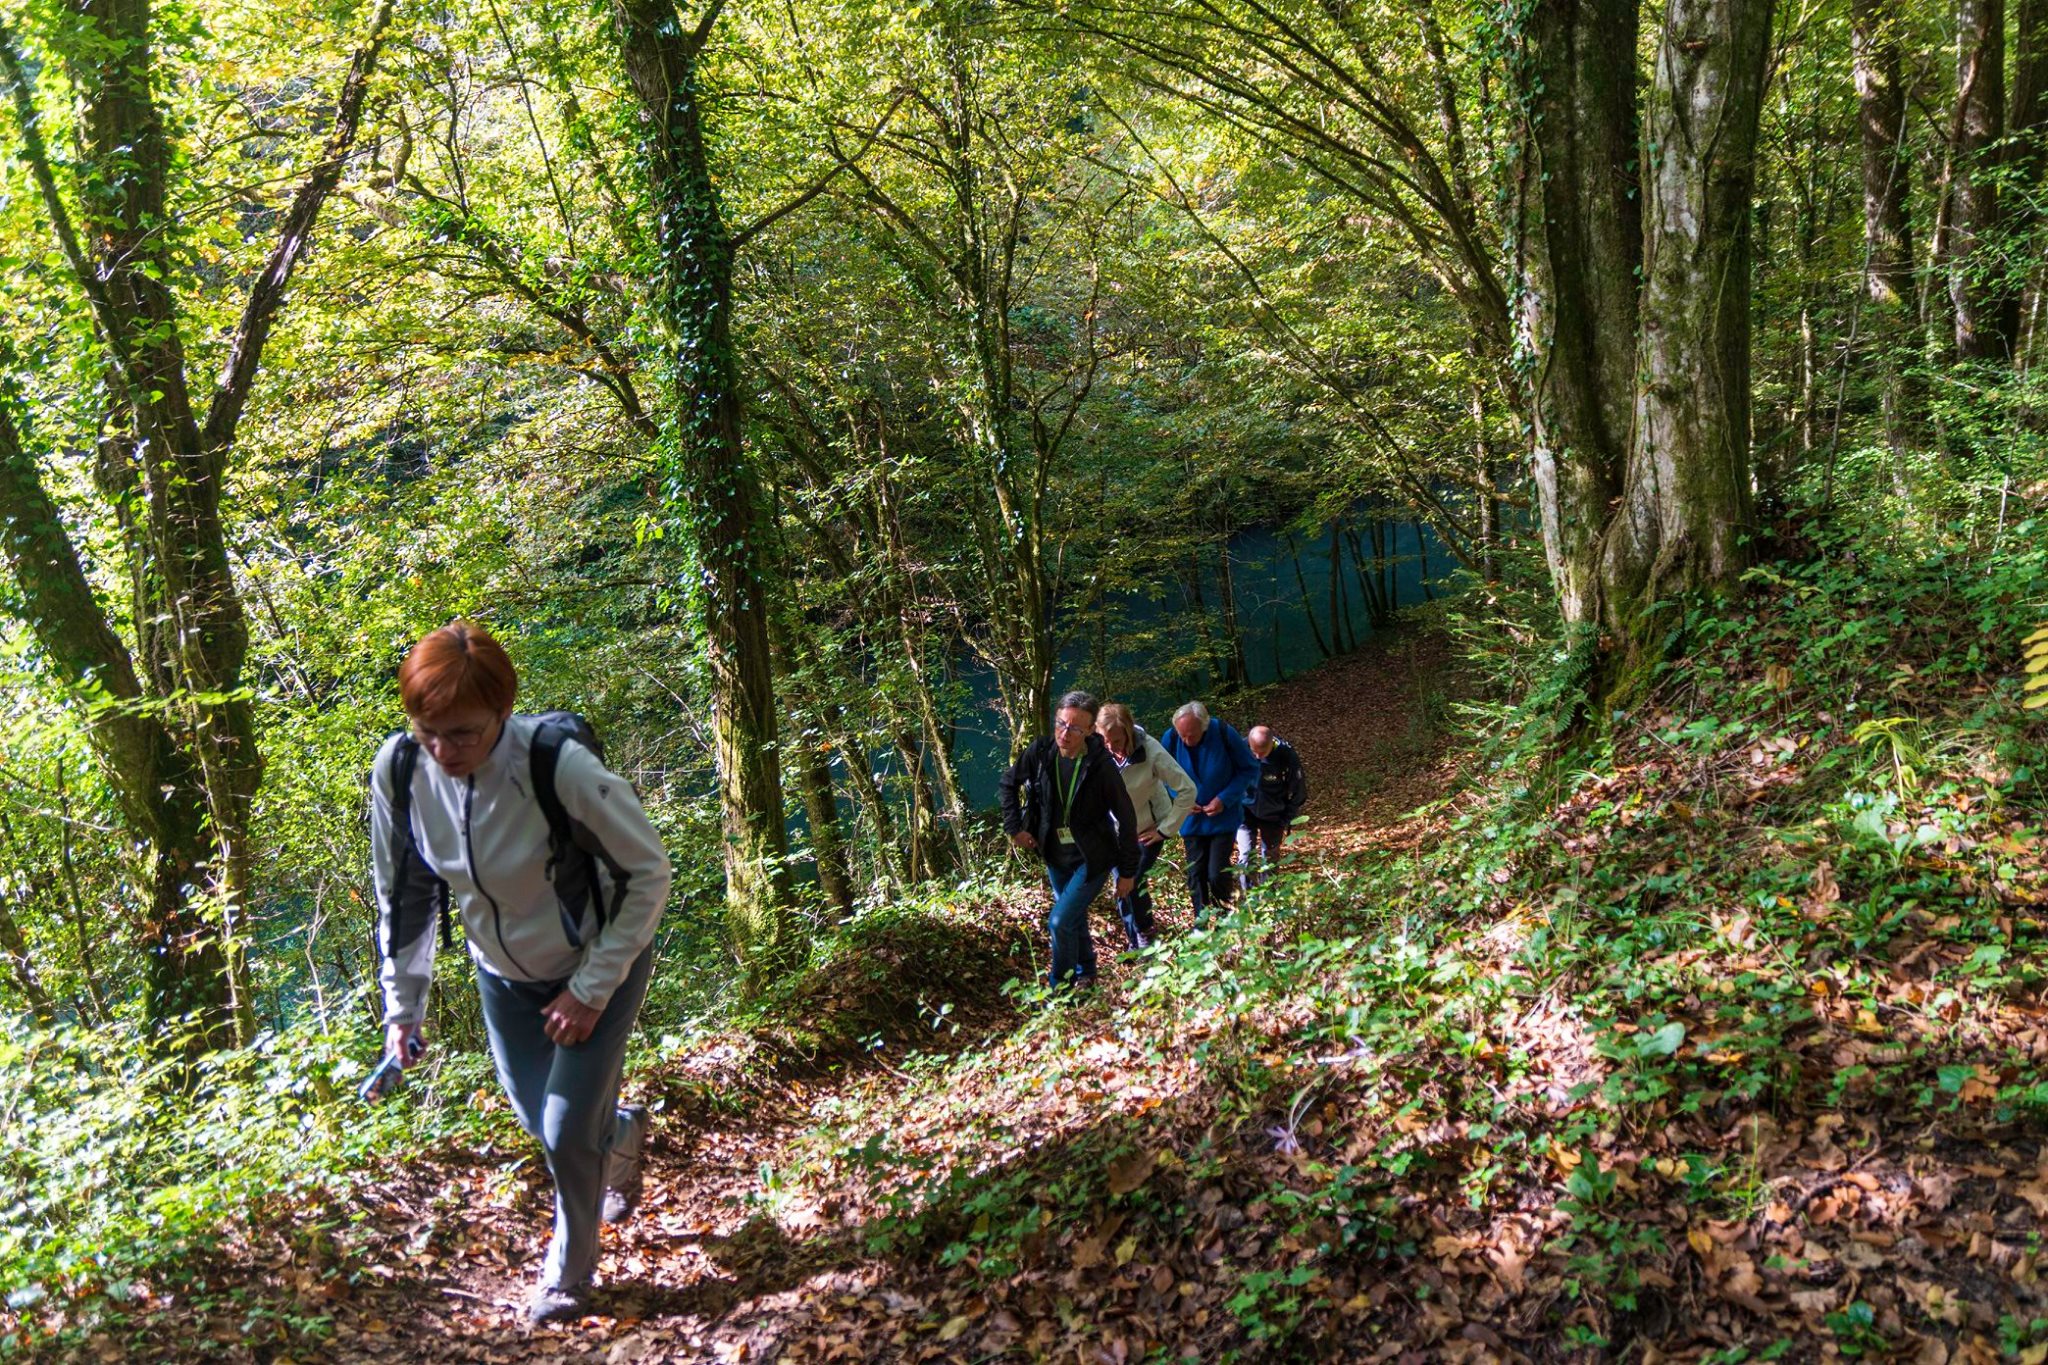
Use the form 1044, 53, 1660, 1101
202, 0, 400, 462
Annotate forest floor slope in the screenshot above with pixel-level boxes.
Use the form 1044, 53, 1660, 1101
277, 629, 1473, 1362
37, 545, 2048, 1362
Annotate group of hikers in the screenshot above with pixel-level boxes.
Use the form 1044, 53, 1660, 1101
997, 690, 1308, 989
367, 622, 1306, 1324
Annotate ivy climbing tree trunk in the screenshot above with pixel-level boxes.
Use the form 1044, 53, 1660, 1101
0, 0, 394, 1053
612, 0, 796, 975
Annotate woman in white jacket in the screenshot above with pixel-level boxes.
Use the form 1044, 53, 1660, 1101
1096, 702, 1196, 949
371, 621, 671, 1325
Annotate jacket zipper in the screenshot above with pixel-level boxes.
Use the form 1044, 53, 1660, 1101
465, 774, 536, 978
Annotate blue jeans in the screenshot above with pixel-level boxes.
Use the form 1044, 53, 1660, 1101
1045, 860, 1109, 987
1117, 840, 1167, 948
477, 945, 654, 1291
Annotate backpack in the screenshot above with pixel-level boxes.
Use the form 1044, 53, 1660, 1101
380, 711, 621, 956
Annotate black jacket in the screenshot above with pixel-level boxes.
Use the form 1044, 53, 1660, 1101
998, 734, 1142, 880
1244, 739, 1308, 824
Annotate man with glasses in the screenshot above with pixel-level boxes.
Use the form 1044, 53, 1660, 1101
999, 691, 1140, 990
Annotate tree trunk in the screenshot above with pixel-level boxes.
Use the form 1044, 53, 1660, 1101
1471, 382, 1500, 583
1518, 0, 1641, 629
1852, 0, 1924, 456
54, 763, 110, 1023
793, 734, 854, 918
832, 713, 897, 890
1285, 534, 1333, 657
1, 0, 391, 1050
1182, 551, 1217, 686
2014, 0, 2048, 368
1951, 0, 2013, 362
1376, 517, 1398, 617
894, 732, 944, 883
1328, 525, 1352, 651
1598, 0, 1774, 660
874, 462, 970, 842
1215, 537, 1249, 686
613, 0, 795, 974
0, 811, 54, 1023
1346, 524, 1388, 627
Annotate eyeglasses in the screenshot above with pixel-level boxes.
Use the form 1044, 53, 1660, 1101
1054, 717, 1091, 734
413, 722, 490, 749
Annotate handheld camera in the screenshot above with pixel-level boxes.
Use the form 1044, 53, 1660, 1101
359, 1031, 426, 1102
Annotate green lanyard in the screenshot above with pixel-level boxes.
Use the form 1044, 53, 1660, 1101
1059, 752, 1084, 822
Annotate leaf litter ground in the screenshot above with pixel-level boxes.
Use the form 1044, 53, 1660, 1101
57, 611, 2048, 1363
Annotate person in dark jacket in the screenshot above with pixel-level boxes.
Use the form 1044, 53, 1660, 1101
1235, 725, 1307, 890
1159, 701, 1261, 926
999, 690, 1140, 989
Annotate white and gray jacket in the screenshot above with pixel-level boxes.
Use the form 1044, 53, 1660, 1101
1112, 725, 1196, 839
371, 715, 672, 1027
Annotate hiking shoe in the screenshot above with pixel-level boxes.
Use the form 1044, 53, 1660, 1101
601, 1104, 648, 1224
526, 1281, 589, 1326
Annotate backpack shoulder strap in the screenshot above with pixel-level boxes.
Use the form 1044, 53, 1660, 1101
530, 720, 575, 850
382, 731, 421, 860
530, 718, 628, 940
380, 732, 453, 949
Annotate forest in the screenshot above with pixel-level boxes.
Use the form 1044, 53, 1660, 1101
0, 0, 2045, 1354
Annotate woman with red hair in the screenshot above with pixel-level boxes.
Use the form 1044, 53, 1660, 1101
371, 621, 671, 1325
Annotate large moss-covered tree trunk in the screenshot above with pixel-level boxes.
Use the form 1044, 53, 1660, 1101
612, 0, 795, 973
1852, 0, 1923, 460
1517, 0, 1640, 631
1599, 0, 1774, 651
1517, 0, 1774, 684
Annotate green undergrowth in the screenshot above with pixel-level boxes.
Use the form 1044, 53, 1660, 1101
0, 886, 1032, 1357
0, 1009, 508, 1357
742, 509, 2048, 1360
633, 883, 1038, 1121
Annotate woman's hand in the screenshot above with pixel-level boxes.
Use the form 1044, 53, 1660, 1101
1199, 797, 1226, 816
1138, 827, 1163, 847
542, 990, 603, 1046
385, 1021, 425, 1066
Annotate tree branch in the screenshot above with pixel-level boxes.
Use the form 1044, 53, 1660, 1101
0, 354, 159, 835
201, 0, 400, 462
0, 18, 147, 391
731, 92, 906, 251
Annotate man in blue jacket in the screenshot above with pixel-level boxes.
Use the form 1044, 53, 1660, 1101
1160, 701, 1261, 927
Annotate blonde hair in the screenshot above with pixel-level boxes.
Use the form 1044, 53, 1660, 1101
1096, 701, 1136, 751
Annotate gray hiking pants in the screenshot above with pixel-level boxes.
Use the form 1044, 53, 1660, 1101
476, 944, 653, 1291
